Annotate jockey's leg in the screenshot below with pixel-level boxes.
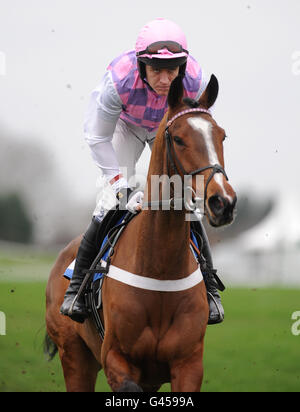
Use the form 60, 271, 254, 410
60, 216, 103, 323
192, 220, 225, 325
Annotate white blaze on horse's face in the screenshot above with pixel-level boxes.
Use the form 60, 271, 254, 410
187, 116, 233, 203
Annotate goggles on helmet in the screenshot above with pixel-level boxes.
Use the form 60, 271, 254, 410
136, 40, 189, 57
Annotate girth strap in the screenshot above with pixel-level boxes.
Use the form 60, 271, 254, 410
105, 265, 203, 292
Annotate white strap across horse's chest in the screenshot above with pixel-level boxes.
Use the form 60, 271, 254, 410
105, 264, 203, 292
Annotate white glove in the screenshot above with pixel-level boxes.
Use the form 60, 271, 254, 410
126, 191, 144, 214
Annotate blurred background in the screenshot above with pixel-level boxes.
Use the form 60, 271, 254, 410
0, 0, 300, 392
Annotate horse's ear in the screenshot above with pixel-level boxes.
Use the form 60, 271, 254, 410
198, 74, 219, 109
168, 75, 184, 109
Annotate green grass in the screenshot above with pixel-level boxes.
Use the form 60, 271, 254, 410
0, 251, 300, 392
0, 247, 56, 282
203, 288, 300, 392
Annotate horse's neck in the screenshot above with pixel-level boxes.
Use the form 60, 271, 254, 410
137, 131, 194, 278
137, 209, 192, 279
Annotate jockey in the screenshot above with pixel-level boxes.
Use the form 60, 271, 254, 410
60, 18, 224, 325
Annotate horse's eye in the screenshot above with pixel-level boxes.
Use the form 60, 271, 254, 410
173, 136, 185, 146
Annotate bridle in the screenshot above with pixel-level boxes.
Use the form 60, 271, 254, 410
143, 107, 229, 211
165, 107, 229, 203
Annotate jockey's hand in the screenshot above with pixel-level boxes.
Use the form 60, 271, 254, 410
126, 191, 144, 214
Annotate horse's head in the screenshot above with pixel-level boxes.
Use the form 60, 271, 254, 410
165, 75, 237, 227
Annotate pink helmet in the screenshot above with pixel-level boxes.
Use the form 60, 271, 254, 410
136, 18, 189, 60
136, 18, 189, 78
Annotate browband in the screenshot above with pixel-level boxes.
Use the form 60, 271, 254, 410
166, 107, 211, 128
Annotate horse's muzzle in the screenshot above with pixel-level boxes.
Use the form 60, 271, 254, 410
207, 194, 237, 227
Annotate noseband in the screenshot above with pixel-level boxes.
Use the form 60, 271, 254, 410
165, 108, 229, 202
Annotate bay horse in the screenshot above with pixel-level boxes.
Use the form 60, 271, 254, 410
45, 74, 236, 392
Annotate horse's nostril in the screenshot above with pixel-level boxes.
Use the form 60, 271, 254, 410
208, 195, 226, 216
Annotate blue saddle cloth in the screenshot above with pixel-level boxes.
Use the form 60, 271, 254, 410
64, 215, 200, 282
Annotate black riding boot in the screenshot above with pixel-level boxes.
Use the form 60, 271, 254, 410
60, 217, 101, 323
203, 268, 225, 325
192, 220, 225, 325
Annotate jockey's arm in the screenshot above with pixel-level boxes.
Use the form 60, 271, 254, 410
84, 71, 128, 192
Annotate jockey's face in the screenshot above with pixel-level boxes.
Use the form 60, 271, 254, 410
145, 65, 180, 96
